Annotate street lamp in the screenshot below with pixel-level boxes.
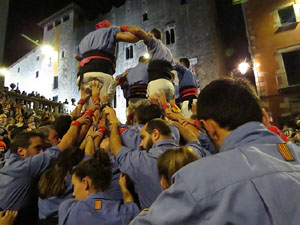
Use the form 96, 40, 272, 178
0, 68, 9, 76
238, 61, 250, 74
41, 45, 58, 59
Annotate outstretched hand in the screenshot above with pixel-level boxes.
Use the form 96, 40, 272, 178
0, 211, 18, 225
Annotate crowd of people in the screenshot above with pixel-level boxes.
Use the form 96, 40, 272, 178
1, 19, 300, 225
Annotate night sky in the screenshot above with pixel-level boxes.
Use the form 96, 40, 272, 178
3, 0, 250, 79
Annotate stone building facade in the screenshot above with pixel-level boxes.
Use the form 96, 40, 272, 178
242, 0, 300, 126
6, 0, 224, 121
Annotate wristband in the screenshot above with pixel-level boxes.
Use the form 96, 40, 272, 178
162, 103, 170, 109
171, 104, 181, 113
98, 126, 107, 134
121, 25, 128, 32
85, 109, 94, 117
194, 120, 199, 127
77, 99, 85, 105
71, 121, 82, 128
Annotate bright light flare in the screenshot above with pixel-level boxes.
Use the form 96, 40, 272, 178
144, 53, 150, 59
41, 45, 58, 59
0, 68, 9, 76
238, 62, 250, 74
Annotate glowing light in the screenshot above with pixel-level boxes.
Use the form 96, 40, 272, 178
41, 45, 58, 59
144, 53, 150, 59
238, 62, 250, 74
0, 68, 9, 76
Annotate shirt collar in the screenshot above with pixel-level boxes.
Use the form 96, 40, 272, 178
151, 139, 177, 149
220, 121, 283, 153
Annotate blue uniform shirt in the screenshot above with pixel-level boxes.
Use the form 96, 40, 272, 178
120, 123, 180, 150
198, 132, 216, 155
175, 64, 199, 90
0, 146, 60, 210
116, 139, 202, 209
126, 63, 148, 86
59, 192, 139, 225
147, 37, 174, 65
75, 27, 120, 58
130, 122, 300, 225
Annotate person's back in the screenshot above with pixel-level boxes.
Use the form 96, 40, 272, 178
130, 79, 300, 225
59, 192, 137, 225
126, 63, 148, 86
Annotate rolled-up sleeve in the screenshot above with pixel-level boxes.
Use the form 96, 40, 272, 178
28, 146, 60, 177
116, 147, 142, 179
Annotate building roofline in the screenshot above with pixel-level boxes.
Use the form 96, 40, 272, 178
9, 47, 39, 68
37, 3, 83, 28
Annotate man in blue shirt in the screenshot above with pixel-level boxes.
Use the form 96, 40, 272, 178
0, 114, 90, 225
104, 106, 202, 209
75, 20, 139, 103
130, 79, 300, 225
119, 26, 175, 101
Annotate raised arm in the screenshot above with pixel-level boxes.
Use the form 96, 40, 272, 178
116, 32, 140, 43
118, 25, 152, 44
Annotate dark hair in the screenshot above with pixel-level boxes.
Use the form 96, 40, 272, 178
179, 58, 190, 68
136, 104, 165, 125
10, 126, 28, 140
146, 119, 171, 138
10, 131, 44, 154
36, 125, 54, 140
39, 146, 84, 199
158, 146, 199, 185
72, 150, 112, 191
53, 115, 72, 139
150, 28, 162, 40
139, 56, 148, 63
197, 79, 262, 130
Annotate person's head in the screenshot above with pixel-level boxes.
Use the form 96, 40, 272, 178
158, 146, 199, 190
28, 115, 35, 123
0, 114, 7, 124
72, 150, 112, 200
139, 56, 148, 64
39, 146, 84, 199
135, 103, 165, 125
283, 124, 289, 130
7, 117, 15, 125
150, 28, 162, 40
53, 115, 72, 139
197, 79, 262, 152
10, 131, 44, 158
36, 125, 61, 148
16, 115, 24, 123
140, 119, 172, 151
179, 58, 190, 68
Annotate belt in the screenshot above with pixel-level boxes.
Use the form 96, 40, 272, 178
80, 56, 115, 68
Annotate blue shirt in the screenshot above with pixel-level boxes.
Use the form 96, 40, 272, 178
59, 192, 139, 225
130, 122, 300, 225
120, 124, 180, 150
0, 146, 60, 211
126, 63, 148, 86
75, 27, 120, 58
147, 38, 174, 65
116, 139, 202, 209
175, 64, 199, 90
